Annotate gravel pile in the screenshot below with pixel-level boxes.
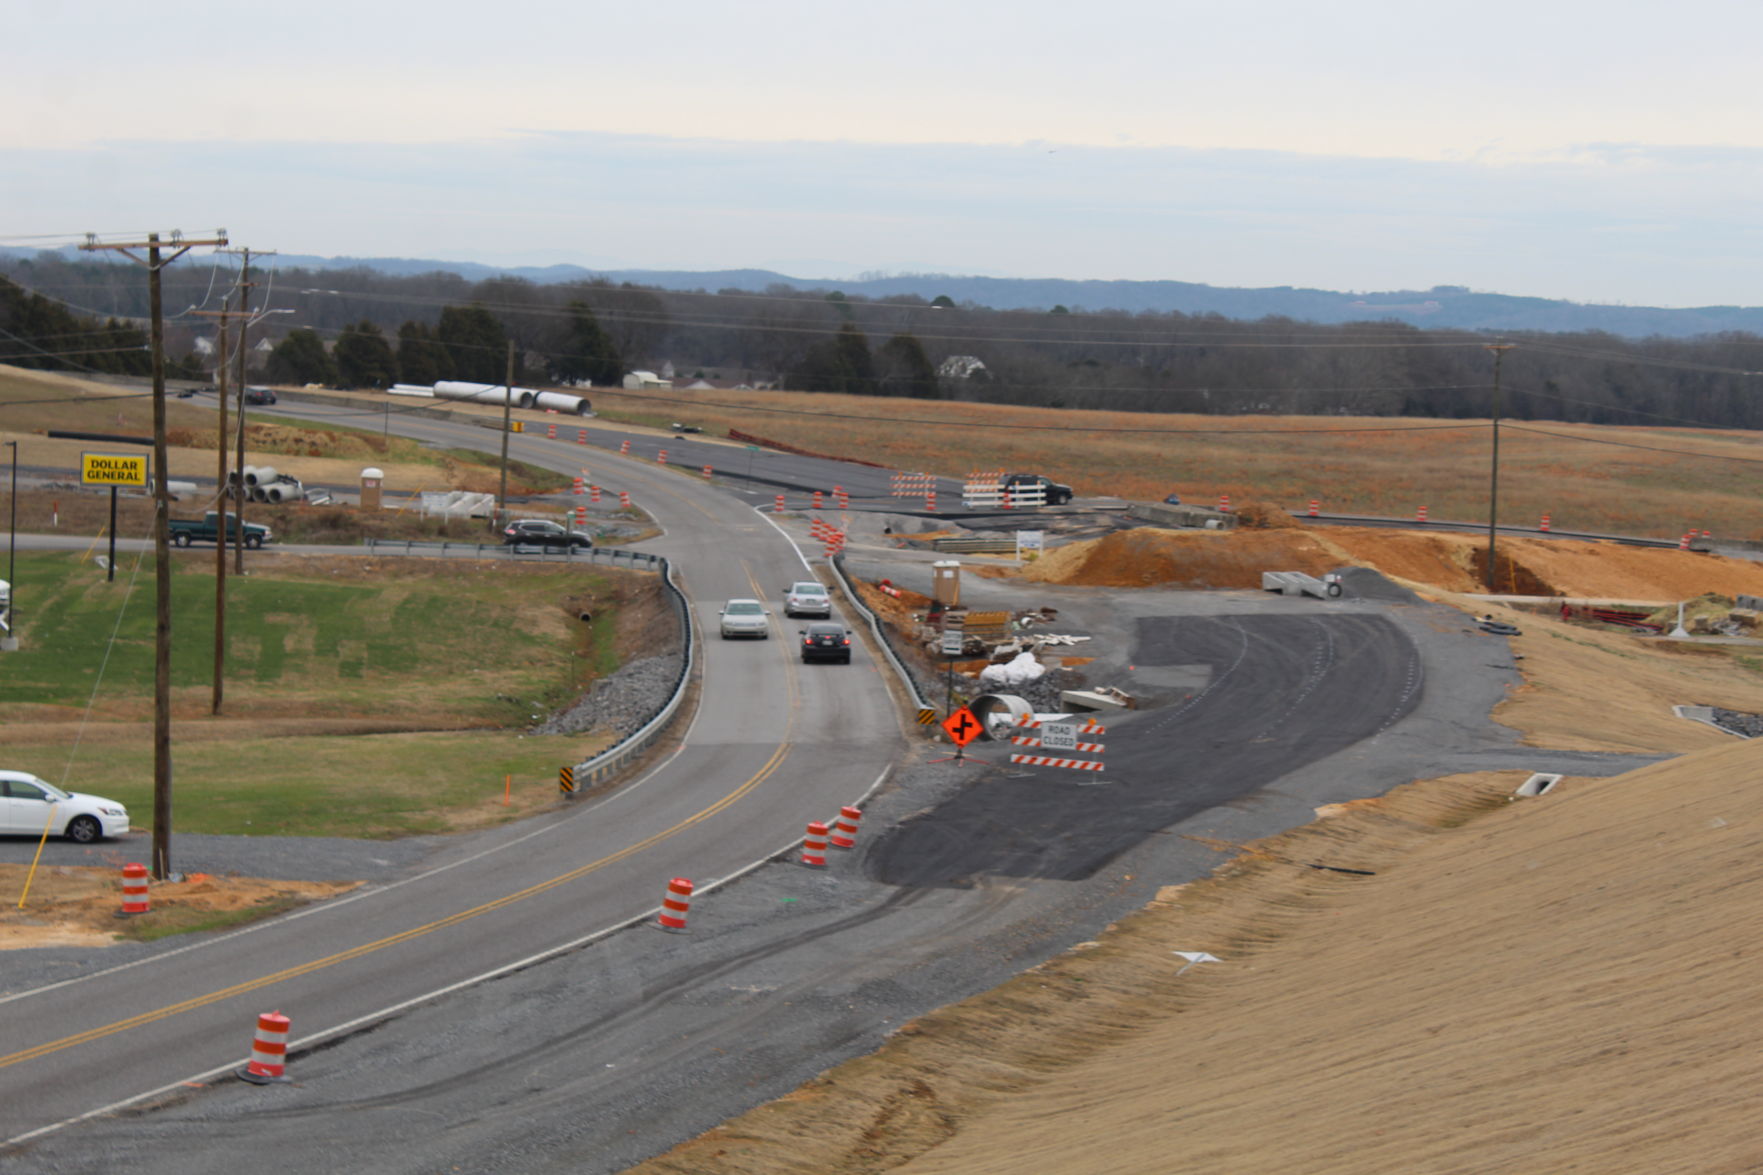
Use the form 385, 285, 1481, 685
1709, 707, 1763, 738
533, 654, 685, 737
1010, 666, 1092, 714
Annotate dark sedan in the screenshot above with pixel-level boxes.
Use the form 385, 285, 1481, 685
799, 622, 853, 664
502, 519, 593, 548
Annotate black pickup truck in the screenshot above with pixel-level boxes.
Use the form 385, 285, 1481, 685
168, 511, 273, 549
1002, 473, 1074, 505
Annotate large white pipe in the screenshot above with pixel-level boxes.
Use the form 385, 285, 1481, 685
245, 465, 276, 487
388, 383, 436, 397
433, 381, 537, 409
532, 391, 592, 416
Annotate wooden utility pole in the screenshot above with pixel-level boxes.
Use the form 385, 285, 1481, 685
217, 248, 272, 575
80, 230, 229, 880
1484, 343, 1516, 593
210, 308, 231, 714
496, 340, 514, 530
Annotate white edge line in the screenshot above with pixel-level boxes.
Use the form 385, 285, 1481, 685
752, 504, 817, 575
3, 761, 895, 1152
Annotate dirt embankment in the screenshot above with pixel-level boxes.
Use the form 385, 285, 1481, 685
1019, 518, 1763, 603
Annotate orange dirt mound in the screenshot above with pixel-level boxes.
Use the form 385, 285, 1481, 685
1233, 501, 1304, 530
1023, 524, 1763, 601
1023, 528, 1339, 589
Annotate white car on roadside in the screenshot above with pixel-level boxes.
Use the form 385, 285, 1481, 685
719, 598, 771, 639
783, 580, 832, 619
0, 771, 130, 843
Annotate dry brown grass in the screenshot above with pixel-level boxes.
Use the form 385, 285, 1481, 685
588, 385, 1763, 541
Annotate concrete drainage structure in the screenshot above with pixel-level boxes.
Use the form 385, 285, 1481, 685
1514, 773, 1563, 798
1262, 571, 1344, 599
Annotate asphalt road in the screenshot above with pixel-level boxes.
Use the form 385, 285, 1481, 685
0, 404, 904, 1150
1, 392, 1673, 1172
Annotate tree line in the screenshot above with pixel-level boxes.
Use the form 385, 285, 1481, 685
6, 254, 1763, 432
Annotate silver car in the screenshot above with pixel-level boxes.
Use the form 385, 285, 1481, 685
719, 598, 771, 639
783, 580, 832, 618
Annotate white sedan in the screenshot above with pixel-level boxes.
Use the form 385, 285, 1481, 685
0, 770, 131, 843
719, 599, 771, 639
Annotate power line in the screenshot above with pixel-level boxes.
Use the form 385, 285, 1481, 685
1502, 423, 1763, 466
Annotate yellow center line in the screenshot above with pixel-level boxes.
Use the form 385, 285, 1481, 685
0, 739, 794, 1071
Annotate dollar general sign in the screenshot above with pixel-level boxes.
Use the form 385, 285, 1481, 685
81, 453, 148, 487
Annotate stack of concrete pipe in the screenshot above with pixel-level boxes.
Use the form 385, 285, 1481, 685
241, 465, 305, 503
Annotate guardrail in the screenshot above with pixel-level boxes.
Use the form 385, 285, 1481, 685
570, 554, 695, 788
931, 535, 1018, 553
363, 535, 692, 786
829, 551, 933, 713
363, 537, 662, 566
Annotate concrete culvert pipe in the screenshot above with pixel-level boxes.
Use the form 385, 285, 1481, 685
245, 465, 276, 487
266, 480, 303, 503
968, 693, 1034, 739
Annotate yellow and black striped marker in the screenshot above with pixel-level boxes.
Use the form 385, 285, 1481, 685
916, 708, 937, 726
559, 766, 576, 795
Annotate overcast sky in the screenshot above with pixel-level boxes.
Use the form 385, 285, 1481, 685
8, 0, 1763, 307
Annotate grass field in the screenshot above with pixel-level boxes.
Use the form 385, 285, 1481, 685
591, 387, 1763, 542
2, 552, 654, 838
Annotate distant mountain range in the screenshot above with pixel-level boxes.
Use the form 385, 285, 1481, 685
7, 247, 1758, 339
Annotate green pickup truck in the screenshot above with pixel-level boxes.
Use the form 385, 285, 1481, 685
169, 511, 273, 549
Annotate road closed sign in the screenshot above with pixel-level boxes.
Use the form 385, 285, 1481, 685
82, 452, 148, 487
1039, 721, 1078, 751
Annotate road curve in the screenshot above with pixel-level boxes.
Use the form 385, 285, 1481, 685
0, 408, 905, 1146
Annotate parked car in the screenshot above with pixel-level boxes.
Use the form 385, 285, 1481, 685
244, 386, 278, 405
502, 519, 593, 548
799, 622, 853, 663
1163, 491, 1182, 505
719, 598, 770, 639
0, 770, 129, 843
783, 580, 832, 618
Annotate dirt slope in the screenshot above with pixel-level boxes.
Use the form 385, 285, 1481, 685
1023, 523, 1763, 602
884, 739, 1763, 1175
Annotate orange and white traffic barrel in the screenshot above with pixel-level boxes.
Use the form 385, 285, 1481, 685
577, 428, 588, 444
803, 822, 829, 867
702, 464, 713, 478
238, 1011, 292, 1084
1308, 499, 1319, 517
619, 491, 631, 508
619, 439, 630, 455
119, 863, 149, 916
546, 422, 557, 439
829, 806, 862, 849
657, 877, 693, 931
